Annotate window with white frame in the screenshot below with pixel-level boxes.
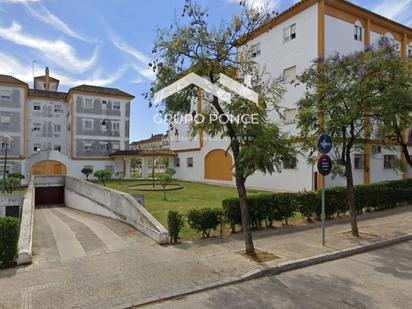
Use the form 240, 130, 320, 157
354, 21, 363, 41
283, 23, 296, 43
283, 66, 297, 83
101, 119, 108, 130
112, 142, 120, 151
0, 115, 11, 124
84, 98, 93, 109
354, 154, 364, 169
54, 145, 61, 152
83, 142, 93, 152
100, 142, 109, 152
33, 103, 41, 111
187, 157, 193, 167
54, 124, 61, 132
33, 144, 41, 152
0, 90, 11, 101
83, 119, 93, 130
33, 123, 41, 131
54, 105, 63, 113
101, 100, 107, 109
112, 101, 120, 110
112, 121, 120, 131
283, 108, 298, 125
251, 42, 261, 58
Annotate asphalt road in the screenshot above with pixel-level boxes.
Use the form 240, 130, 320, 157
148, 240, 412, 309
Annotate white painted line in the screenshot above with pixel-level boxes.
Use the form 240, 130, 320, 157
43, 208, 86, 260
54, 208, 128, 252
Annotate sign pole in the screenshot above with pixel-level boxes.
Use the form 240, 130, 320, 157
322, 175, 326, 246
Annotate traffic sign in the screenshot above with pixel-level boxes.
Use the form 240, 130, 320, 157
318, 155, 333, 176
317, 134, 332, 154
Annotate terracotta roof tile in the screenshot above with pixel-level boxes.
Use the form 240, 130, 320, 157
28, 89, 67, 100
70, 84, 134, 99
0, 74, 27, 86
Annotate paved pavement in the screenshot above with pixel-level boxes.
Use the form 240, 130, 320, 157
0, 205, 411, 308
149, 240, 412, 309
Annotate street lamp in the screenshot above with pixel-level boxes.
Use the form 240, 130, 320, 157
2, 135, 12, 193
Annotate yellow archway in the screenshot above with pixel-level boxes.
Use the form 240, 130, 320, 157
32, 160, 67, 176
204, 149, 233, 181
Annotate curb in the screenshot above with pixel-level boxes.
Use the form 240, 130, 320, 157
126, 232, 412, 308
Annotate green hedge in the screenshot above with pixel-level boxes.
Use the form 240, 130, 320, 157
222, 179, 412, 230
0, 217, 19, 267
186, 208, 222, 238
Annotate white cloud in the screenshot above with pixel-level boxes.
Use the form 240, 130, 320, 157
225, 0, 280, 10
0, 22, 98, 73
54, 66, 128, 87
0, 52, 34, 82
24, 4, 95, 43
372, 0, 411, 20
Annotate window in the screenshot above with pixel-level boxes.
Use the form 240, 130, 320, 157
33, 123, 41, 132
84, 98, 93, 109
354, 22, 363, 41
112, 102, 120, 110
372, 145, 382, 154
0, 90, 11, 100
102, 100, 107, 109
283, 157, 297, 169
187, 157, 193, 167
1, 142, 10, 149
384, 155, 396, 169
408, 45, 412, 58
54, 105, 63, 113
100, 142, 109, 152
251, 42, 261, 58
83, 119, 93, 130
83, 142, 93, 152
112, 121, 120, 131
283, 108, 297, 125
33, 144, 41, 152
354, 154, 364, 169
0, 115, 11, 124
283, 23, 296, 43
33, 103, 41, 111
283, 66, 297, 83
112, 143, 120, 151
54, 145, 61, 152
54, 124, 61, 132
174, 157, 180, 167
101, 120, 108, 130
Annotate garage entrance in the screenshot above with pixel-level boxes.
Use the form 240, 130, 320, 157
35, 186, 65, 205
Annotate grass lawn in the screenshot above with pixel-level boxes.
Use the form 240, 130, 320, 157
102, 179, 266, 239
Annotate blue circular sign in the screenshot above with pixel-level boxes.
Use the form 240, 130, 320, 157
317, 134, 332, 154
318, 155, 333, 176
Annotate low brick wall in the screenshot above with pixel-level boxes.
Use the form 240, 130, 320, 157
64, 177, 169, 244
16, 177, 35, 265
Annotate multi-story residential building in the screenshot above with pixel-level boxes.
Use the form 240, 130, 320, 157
0, 67, 134, 182
169, 0, 412, 192
129, 133, 169, 151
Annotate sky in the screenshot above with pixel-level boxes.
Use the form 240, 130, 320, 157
0, 0, 411, 142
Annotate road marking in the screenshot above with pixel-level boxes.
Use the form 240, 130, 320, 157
43, 208, 86, 260
54, 208, 128, 252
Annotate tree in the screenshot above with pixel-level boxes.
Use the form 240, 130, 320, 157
158, 173, 173, 200
7, 172, 24, 193
81, 167, 93, 181
296, 43, 408, 237
376, 55, 412, 170
94, 169, 112, 186
166, 168, 176, 177
148, 0, 294, 256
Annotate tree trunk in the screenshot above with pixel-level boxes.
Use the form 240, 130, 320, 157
235, 173, 256, 257
401, 143, 412, 169
345, 150, 359, 237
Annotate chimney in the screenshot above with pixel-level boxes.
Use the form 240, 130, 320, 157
45, 67, 50, 91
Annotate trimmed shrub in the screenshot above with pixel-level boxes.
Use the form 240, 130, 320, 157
187, 208, 222, 238
222, 197, 241, 232
167, 210, 184, 244
294, 191, 320, 222
0, 217, 19, 267
273, 193, 296, 225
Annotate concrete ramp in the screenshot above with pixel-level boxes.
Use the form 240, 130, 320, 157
33, 205, 148, 262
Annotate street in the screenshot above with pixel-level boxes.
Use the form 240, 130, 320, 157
148, 240, 412, 309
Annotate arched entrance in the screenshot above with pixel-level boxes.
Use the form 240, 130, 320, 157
204, 149, 233, 181
32, 160, 67, 176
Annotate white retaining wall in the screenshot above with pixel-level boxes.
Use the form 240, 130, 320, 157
64, 177, 169, 244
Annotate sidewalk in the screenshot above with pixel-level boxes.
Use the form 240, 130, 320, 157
0, 206, 411, 309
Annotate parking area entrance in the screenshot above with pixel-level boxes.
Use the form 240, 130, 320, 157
35, 186, 65, 205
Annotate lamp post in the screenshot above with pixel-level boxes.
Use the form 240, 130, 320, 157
2, 135, 12, 193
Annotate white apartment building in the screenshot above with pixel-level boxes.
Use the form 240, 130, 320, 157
169, 0, 412, 192
0, 68, 134, 182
